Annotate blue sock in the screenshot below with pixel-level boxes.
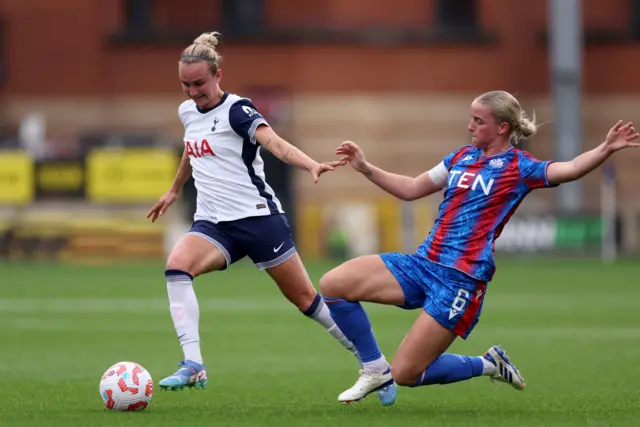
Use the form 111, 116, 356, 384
413, 354, 484, 386
299, 294, 359, 357
323, 297, 382, 363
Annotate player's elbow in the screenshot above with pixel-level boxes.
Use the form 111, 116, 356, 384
397, 180, 420, 201
397, 192, 417, 202
563, 172, 581, 184
402, 179, 437, 201
263, 138, 285, 159
564, 162, 583, 182
256, 127, 284, 157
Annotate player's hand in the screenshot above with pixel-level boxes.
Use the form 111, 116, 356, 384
147, 191, 178, 223
335, 141, 368, 174
604, 120, 640, 153
309, 160, 345, 184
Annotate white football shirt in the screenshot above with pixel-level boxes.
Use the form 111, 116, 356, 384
179, 92, 284, 223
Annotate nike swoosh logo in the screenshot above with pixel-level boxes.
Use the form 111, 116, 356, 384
273, 242, 284, 252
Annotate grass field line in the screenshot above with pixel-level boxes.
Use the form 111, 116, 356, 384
4, 317, 640, 339
0, 298, 294, 313
0, 294, 629, 314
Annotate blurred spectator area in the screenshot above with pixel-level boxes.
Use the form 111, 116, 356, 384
0, 0, 640, 214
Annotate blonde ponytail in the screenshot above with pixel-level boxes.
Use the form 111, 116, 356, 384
513, 110, 538, 143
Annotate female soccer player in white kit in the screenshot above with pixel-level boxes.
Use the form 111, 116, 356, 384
147, 32, 398, 403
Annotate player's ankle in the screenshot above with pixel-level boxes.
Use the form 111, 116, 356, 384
480, 356, 496, 375
362, 356, 389, 374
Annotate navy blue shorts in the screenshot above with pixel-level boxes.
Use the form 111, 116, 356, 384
380, 252, 487, 339
188, 214, 296, 270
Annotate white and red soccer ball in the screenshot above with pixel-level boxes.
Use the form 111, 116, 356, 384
99, 361, 154, 412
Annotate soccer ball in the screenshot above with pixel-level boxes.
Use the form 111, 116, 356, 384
99, 361, 154, 411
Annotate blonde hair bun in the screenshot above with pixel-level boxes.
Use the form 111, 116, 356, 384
193, 32, 220, 50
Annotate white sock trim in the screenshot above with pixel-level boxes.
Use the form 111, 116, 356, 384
481, 357, 497, 375
362, 356, 389, 374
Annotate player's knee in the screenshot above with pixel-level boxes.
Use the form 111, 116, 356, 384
165, 251, 198, 278
277, 275, 317, 310
319, 270, 344, 298
319, 269, 365, 301
391, 363, 420, 387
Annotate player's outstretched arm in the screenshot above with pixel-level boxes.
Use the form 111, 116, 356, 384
255, 125, 344, 183
336, 141, 445, 201
547, 120, 639, 185
147, 148, 192, 222
168, 148, 193, 194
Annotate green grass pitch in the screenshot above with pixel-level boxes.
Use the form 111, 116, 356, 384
1, 258, 639, 426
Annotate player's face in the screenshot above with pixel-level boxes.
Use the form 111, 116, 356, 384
179, 61, 221, 108
468, 100, 509, 147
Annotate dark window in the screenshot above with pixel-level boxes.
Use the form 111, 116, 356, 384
221, 0, 264, 37
124, 0, 152, 32
632, 0, 640, 39
0, 19, 4, 88
435, 0, 478, 29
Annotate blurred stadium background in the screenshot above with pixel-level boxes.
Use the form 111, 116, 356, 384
1, 0, 639, 263
2, 1, 640, 426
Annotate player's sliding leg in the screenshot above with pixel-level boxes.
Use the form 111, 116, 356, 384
159, 234, 226, 391
265, 253, 361, 363
391, 311, 525, 391
405, 346, 524, 391
319, 255, 408, 405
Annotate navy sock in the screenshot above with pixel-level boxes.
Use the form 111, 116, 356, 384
414, 354, 484, 386
301, 293, 322, 317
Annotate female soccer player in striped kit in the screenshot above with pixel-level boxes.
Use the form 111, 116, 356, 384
146, 32, 395, 402
320, 90, 639, 403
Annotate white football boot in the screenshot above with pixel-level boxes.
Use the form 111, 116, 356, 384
483, 345, 525, 390
338, 368, 396, 404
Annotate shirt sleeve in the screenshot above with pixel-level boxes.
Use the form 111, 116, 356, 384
442, 146, 471, 170
518, 152, 556, 189
229, 98, 269, 145
178, 101, 188, 127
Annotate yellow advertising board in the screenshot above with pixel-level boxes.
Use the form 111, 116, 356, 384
86, 148, 178, 203
0, 151, 34, 205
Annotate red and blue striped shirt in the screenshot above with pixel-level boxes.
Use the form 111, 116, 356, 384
418, 145, 556, 282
